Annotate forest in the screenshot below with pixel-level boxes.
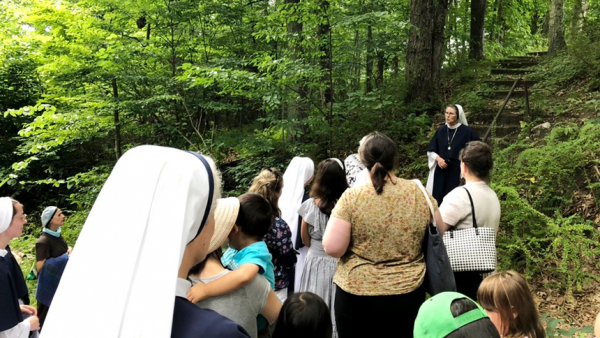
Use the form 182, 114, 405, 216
2, 0, 600, 334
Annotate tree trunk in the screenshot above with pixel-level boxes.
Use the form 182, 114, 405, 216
548, 0, 567, 54
469, 0, 487, 60
433, 0, 450, 82
366, 25, 374, 93
317, 0, 333, 105
406, 0, 433, 105
376, 50, 384, 88
353, 30, 361, 91
285, 0, 306, 126
111, 78, 123, 160
406, 0, 449, 110
569, 0, 588, 38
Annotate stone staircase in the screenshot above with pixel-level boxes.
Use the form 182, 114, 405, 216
469, 51, 547, 145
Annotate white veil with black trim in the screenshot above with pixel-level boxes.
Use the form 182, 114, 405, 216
42, 145, 215, 338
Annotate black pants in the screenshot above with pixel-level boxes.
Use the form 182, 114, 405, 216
453, 271, 483, 301
334, 284, 425, 338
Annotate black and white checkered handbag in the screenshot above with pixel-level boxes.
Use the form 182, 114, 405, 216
442, 187, 497, 272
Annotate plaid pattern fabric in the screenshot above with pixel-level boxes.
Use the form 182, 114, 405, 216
442, 227, 496, 272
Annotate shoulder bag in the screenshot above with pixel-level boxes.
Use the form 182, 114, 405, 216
413, 179, 456, 296
442, 187, 497, 272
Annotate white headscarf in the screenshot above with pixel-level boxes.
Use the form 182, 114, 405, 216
455, 104, 469, 126
0, 197, 12, 234
42, 145, 216, 338
279, 157, 314, 247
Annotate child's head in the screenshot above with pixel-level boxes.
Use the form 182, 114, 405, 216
248, 168, 283, 218
477, 270, 545, 338
272, 292, 332, 338
230, 193, 272, 246
414, 292, 500, 338
188, 197, 240, 277
309, 158, 348, 216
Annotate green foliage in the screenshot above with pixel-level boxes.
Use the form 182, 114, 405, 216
542, 313, 595, 337
492, 122, 600, 295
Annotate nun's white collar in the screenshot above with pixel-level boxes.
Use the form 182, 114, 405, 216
445, 122, 462, 130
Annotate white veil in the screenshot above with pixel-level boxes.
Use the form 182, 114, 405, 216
455, 104, 468, 126
41, 145, 214, 338
278, 157, 314, 292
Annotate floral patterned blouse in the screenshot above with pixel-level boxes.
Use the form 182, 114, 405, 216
263, 216, 297, 291
331, 178, 437, 296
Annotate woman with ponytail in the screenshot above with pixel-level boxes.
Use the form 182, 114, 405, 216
323, 132, 444, 338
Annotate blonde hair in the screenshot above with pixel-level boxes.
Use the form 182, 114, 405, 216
248, 168, 283, 217
478, 270, 545, 338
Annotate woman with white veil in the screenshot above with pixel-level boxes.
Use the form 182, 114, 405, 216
426, 104, 480, 206
278, 157, 314, 294
41, 145, 249, 338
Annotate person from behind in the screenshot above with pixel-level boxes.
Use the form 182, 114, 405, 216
478, 270, 545, 338
323, 132, 444, 338
343, 136, 368, 188
187, 192, 275, 334
188, 197, 282, 338
35, 206, 71, 330
437, 140, 501, 300
271, 292, 332, 338
414, 291, 500, 338
297, 158, 348, 337
278, 158, 314, 296
41, 146, 249, 337
0, 197, 40, 338
249, 168, 298, 301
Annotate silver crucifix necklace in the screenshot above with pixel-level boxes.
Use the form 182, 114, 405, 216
447, 125, 459, 150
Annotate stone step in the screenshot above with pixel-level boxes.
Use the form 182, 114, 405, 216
491, 68, 534, 75
478, 90, 531, 99
505, 56, 539, 61
484, 80, 538, 87
469, 111, 527, 125
527, 51, 548, 56
498, 61, 538, 68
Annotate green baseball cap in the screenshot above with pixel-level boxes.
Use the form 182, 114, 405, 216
414, 292, 489, 338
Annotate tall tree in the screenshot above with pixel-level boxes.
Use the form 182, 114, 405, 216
469, 0, 487, 60
548, 0, 566, 53
406, 0, 450, 109
569, 0, 588, 39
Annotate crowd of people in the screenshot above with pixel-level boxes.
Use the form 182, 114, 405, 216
0, 104, 596, 338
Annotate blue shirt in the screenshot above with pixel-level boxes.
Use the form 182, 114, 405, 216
221, 241, 275, 289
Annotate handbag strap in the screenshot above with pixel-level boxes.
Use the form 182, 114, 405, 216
412, 179, 437, 228
462, 187, 478, 229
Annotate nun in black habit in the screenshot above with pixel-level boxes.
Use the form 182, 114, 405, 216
426, 104, 480, 205
0, 197, 40, 338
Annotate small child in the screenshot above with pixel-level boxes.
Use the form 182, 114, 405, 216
413, 291, 499, 338
187, 193, 275, 331
478, 270, 545, 338
271, 292, 332, 338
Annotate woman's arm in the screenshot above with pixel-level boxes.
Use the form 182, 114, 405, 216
434, 210, 449, 236
300, 220, 311, 248
261, 289, 282, 324
323, 217, 351, 258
